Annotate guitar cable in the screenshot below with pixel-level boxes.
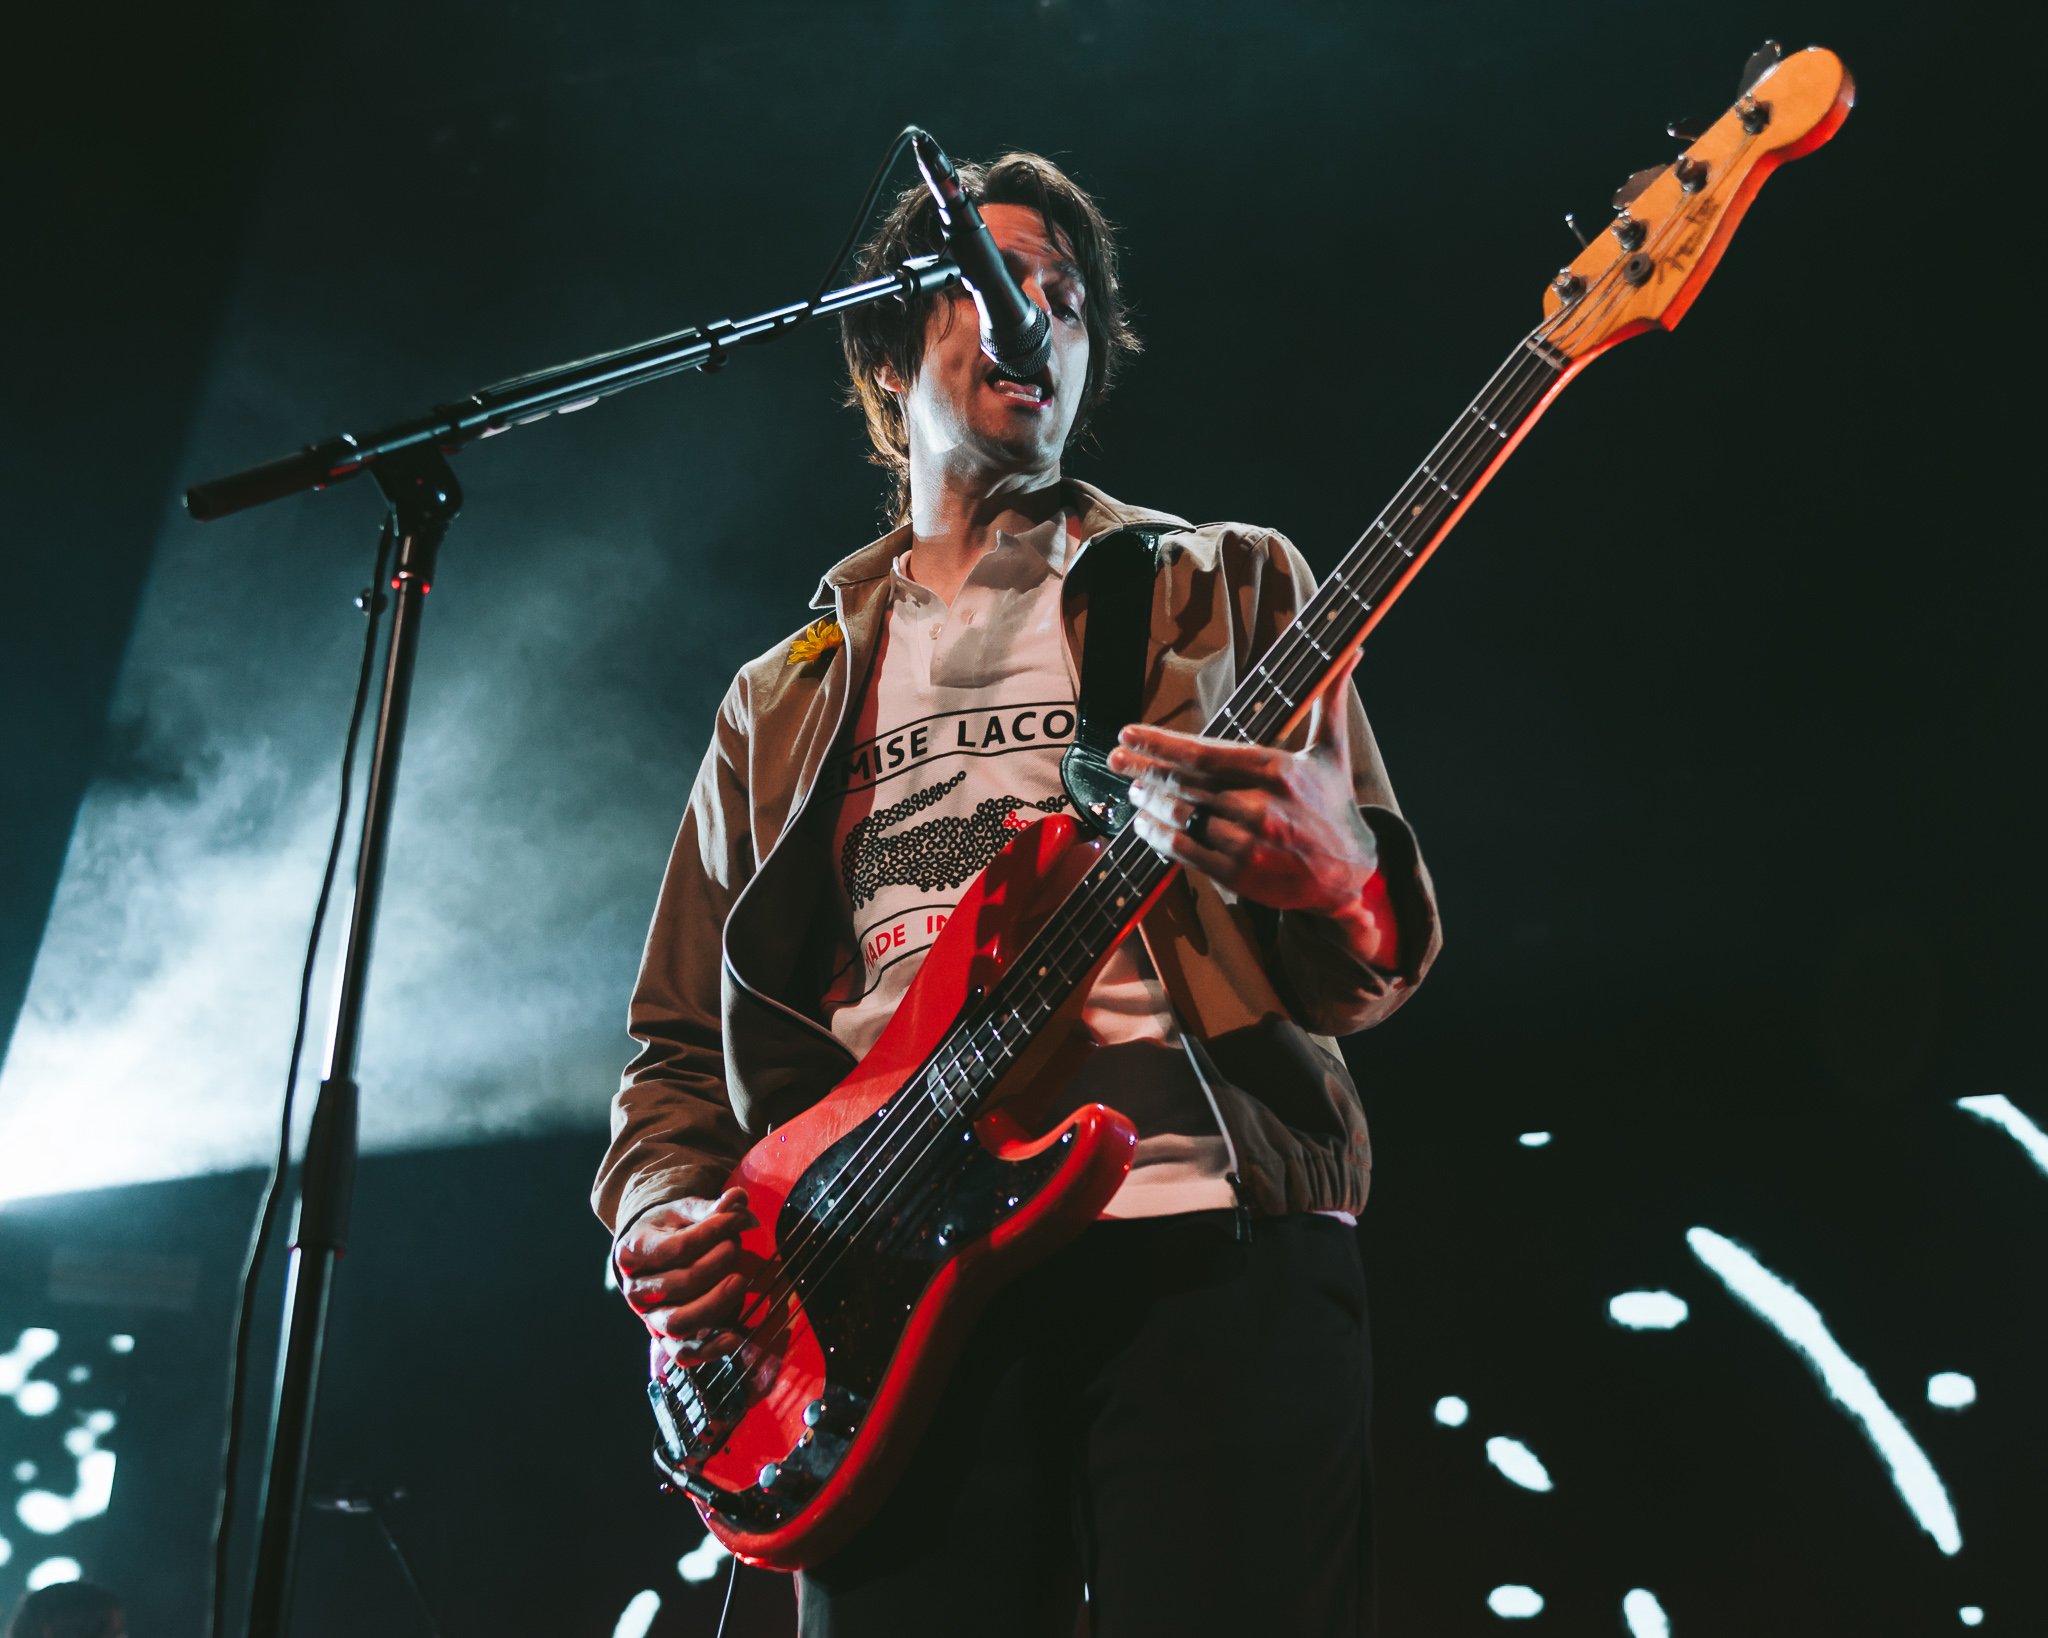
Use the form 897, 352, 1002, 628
714, 1551, 740, 1638
208, 517, 394, 1638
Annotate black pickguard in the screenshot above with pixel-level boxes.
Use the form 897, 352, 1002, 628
651, 1105, 1076, 1527
779, 1105, 1070, 1392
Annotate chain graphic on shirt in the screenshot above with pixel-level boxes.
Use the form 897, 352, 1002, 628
840, 770, 1069, 909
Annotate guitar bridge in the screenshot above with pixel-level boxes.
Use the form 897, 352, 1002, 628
648, 1368, 714, 1464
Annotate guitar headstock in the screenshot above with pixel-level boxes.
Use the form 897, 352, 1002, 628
1539, 44, 1853, 361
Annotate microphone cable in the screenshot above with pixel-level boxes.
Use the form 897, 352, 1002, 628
808, 124, 930, 310
208, 518, 393, 1638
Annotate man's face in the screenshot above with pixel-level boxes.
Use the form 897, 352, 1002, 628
890, 203, 1091, 483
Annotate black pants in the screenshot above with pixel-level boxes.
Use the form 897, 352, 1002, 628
795, 1211, 1374, 1638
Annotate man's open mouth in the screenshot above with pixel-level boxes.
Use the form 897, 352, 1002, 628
987, 366, 1053, 406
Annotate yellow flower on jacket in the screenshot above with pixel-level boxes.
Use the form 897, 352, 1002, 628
786, 615, 844, 666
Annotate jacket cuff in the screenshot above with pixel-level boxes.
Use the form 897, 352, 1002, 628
608, 1162, 737, 1243
1271, 804, 1438, 1031
1356, 804, 1435, 985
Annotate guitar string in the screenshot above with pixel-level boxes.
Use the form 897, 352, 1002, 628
673, 328, 1576, 1428
684, 327, 1586, 1432
682, 181, 1712, 1436
682, 358, 1558, 1444
738, 306, 1583, 1276
680, 325, 1586, 1428
755, 317, 1581, 1259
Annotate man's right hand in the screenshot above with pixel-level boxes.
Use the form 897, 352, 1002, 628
614, 1187, 756, 1359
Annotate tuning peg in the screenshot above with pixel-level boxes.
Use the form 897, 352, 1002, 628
1564, 211, 1589, 249
1739, 40, 1783, 95
1612, 165, 1663, 211
1666, 117, 1707, 144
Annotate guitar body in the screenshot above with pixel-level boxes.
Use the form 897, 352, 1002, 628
650, 812, 1147, 1569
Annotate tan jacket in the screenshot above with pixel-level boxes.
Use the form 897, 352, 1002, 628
593, 481, 1442, 1239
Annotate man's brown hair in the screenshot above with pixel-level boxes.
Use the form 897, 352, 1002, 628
840, 151, 1141, 522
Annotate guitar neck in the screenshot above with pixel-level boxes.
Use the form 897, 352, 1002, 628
1211, 330, 1570, 750
921, 325, 1578, 1123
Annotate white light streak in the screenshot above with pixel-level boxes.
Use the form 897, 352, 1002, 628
16, 1492, 72, 1536
1609, 1291, 1690, 1330
1960, 1607, 1984, 1626
1928, 1372, 1977, 1410
0, 1533, 11, 1568
1485, 1437, 1554, 1492
13, 1409, 118, 1535
678, 1531, 732, 1584
1434, 1396, 1470, 1427
108, 1336, 134, 1355
1957, 1094, 2048, 1175
1518, 1132, 1552, 1147
68, 1452, 115, 1522
1488, 1585, 1544, 1618
1623, 1587, 1672, 1637
0, 1330, 60, 1399
1686, 1226, 1961, 1555
26, 1556, 81, 1589
611, 1590, 661, 1638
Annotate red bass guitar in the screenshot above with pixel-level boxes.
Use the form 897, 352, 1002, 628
647, 42, 1853, 1569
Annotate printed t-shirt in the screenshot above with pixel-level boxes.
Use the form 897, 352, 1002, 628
815, 513, 1235, 1218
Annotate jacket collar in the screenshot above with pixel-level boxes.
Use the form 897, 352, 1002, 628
809, 479, 1192, 610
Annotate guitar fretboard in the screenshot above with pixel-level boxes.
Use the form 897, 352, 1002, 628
912, 332, 1571, 1125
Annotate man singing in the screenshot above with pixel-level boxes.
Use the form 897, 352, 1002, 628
595, 150, 1440, 1636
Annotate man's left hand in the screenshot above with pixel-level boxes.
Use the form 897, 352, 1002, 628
1110, 651, 1379, 919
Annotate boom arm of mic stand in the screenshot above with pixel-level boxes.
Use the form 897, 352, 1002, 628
184, 254, 960, 523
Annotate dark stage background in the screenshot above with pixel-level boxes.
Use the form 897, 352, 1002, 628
3, 1, 2040, 1633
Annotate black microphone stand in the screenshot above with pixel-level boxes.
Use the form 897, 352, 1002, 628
192, 251, 959, 1638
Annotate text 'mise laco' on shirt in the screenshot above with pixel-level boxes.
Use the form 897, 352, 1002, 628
815, 511, 1234, 1219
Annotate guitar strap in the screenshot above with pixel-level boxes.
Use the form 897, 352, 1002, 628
1061, 525, 1163, 836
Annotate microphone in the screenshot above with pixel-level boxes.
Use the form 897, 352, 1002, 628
909, 130, 1053, 381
